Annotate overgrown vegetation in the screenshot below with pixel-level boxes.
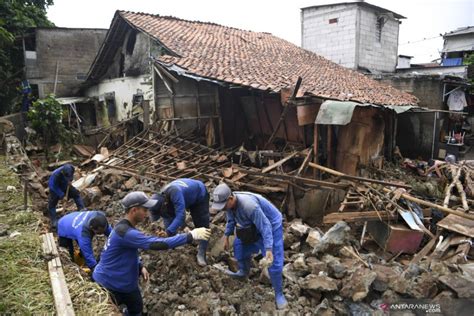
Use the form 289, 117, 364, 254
0, 0, 54, 115
27, 94, 73, 159
0, 156, 53, 313
0, 156, 116, 314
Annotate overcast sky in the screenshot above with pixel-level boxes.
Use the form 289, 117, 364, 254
47, 0, 473, 63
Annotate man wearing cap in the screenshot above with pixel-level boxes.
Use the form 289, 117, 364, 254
93, 191, 211, 315
149, 178, 210, 266
58, 210, 112, 271
48, 163, 85, 230
212, 183, 288, 310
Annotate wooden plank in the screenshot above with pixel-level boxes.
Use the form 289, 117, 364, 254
308, 162, 411, 189
410, 232, 441, 264
262, 152, 297, 173
42, 233, 75, 316
48, 260, 75, 316
323, 211, 397, 224
437, 214, 474, 238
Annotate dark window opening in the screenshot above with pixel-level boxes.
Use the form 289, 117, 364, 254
23, 34, 36, 51
119, 53, 125, 77
329, 18, 338, 24
126, 31, 137, 55
376, 16, 386, 42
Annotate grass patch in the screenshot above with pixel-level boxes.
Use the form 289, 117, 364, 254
0, 155, 116, 314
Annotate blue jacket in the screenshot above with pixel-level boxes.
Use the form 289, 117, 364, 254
161, 179, 207, 235
224, 192, 282, 250
58, 211, 112, 269
48, 164, 75, 198
93, 219, 192, 293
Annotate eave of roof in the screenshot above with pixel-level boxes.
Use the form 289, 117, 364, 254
301, 2, 405, 19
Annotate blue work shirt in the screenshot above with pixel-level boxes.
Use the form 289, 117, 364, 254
224, 192, 282, 250
161, 179, 207, 235
93, 219, 192, 293
58, 211, 112, 269
48, 164, 75, 198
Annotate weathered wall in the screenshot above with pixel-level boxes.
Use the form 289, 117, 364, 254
357, 6, 399, 72
85, 74, 154, 124
397, 111, 438, 160
301, 4, 357, 68
26, 28, 107, 98
301, 4, 400, 72
155, 74, 219, 143
102, 31, 151, 80
376, 76, 444, 110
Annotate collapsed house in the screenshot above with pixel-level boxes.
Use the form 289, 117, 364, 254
82, 10, 419, 176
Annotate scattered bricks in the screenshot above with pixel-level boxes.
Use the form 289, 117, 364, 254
123, 176, 138, 190
372, 264, 402, 292
305, 229, 321, 248
313, 298, 336, 316
292, 254, 309, 272
289, 220, 310, 237
306, 257, 328, 275
83, 186, 103, 206
340, 267, 377, 301
313, 221, 352, 255
299, 274, 339, 293
407, 273, 438, 299
439, 273, 474, 298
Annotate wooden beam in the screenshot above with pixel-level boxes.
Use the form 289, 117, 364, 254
42, 233, 75, 316
262, 152, 298, 173
307, 162, 411, 189
323, 211, 397, 224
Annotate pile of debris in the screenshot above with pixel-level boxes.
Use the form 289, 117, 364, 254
8, 121, 473, 313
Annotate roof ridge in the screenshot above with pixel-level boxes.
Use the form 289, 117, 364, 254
118, 10, 273, 36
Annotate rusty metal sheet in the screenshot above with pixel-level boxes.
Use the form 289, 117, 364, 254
437, 214, 474, 238
296, 104, 320, 126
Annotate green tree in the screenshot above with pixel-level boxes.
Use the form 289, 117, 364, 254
27, 94, 70, 159
0, 0, 54, 116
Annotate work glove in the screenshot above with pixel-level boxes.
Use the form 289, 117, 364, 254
259, 250, 273, 268
190, 227, 211, 241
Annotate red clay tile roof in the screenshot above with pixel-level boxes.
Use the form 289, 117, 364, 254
120, 11, 418, 106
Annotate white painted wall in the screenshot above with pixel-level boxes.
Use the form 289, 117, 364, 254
397, 56, 411, 69
85, 74, 154, 122
302, 4, 357, 68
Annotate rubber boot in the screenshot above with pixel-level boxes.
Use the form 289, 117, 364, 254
196, 240, 208, 266
49, 207, 58, 231
225, 258, 250, 278
270, 272, 288, 310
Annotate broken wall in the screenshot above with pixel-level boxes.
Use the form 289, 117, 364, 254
85, 74, 154, 124
397, 111, 439, 160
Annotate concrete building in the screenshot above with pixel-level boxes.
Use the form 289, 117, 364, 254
301, 1, 405, 73
23, 27, 107, 98
441, 26, 474, 66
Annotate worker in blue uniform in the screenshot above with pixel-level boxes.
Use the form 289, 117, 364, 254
48, 163, 85, 230
58, 210, 112, 270
93, 191, 211, 315
211, 183, 288, 310
149, 178, 210, 266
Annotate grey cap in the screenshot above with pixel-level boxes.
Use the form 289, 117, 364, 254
211, 183, 232, 210
121, 191, 157, 210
